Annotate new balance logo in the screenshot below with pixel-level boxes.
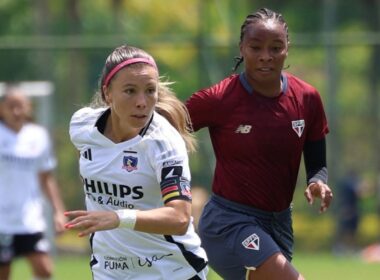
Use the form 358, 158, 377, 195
235, 125, 252, 134
82, 149, 92, 161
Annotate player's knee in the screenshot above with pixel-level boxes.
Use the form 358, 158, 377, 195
34, 267, 53, 279
32, 273, 52, 280
247, 252, 304, 280
32, 260, 53, 279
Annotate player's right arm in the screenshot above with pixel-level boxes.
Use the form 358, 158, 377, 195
65, 199, 191, 237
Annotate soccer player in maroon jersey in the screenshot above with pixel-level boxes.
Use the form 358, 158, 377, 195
186, 8, 333, 280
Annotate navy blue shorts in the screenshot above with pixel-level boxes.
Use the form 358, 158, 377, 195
198, 194, 293, 280
0, 232, 50, 265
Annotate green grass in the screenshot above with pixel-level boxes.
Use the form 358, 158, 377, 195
293, 252, 380, 280
10, 255, 92, 280
10, 252, 380, 280
10, 254, 222, 280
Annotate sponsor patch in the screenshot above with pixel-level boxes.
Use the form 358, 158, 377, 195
179, 179, 192, 199
161, 166, 183, 180
163, 160, 183, 167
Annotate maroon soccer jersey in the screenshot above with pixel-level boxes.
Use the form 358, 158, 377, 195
186, 72, 329, 211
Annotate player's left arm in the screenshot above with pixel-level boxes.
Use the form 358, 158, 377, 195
39, 170, 67, 234
303, 137, 333, 213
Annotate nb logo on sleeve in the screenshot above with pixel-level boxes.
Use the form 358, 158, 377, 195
235, 125, 252, 134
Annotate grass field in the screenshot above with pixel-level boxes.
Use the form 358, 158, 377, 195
10, 252, 380, 280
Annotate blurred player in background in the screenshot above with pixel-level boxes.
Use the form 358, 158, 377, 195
65, 45, 208, 279
333, 169, 363, 255
0, 85, 66, 280
186, 7, 333, 280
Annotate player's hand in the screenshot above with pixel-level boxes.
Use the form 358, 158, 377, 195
304, 180, 333, 213
54, 211, 68, 235
64, 210, 119, 237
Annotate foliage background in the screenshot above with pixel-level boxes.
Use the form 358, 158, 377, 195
1, 0, 380, 251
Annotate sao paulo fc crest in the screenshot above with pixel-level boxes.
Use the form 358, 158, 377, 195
292, 120, 305, 138
242, 233, 260, 250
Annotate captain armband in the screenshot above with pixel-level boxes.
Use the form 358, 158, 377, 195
160, 176, 192, 204
114, 209, 138, 229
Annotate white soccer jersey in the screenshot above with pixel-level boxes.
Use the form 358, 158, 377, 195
0, 122, 57, 234
69, 107, 208, 280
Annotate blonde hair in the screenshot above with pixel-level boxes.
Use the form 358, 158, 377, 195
91, 45, 197, 152
155, 80, 196, 153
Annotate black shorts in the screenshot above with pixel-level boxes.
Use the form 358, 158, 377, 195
0, 232, 50, 265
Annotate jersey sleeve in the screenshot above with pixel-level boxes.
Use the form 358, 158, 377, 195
185, 87, 221, 132
306, 89, 329, 141
69, 107, 103, 150
186, 75, 240, 131
146, 124, 192, 204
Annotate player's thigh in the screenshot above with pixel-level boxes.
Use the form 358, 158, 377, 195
246, 252, 304, 280
14, 233, 52, 277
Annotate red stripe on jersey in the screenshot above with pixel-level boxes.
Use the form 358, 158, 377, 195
161, 185, 178, 195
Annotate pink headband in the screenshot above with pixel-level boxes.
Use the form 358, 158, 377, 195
103, 57, 158, 87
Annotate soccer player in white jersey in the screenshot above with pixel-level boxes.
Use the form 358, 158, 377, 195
65, 45, 208, 280
0, 86, 67, 280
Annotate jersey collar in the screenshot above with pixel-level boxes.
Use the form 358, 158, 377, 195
95, 108, 110, 134
239, 72, 288, 96
139, 113, 153, 137
95, 107, 153, 138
